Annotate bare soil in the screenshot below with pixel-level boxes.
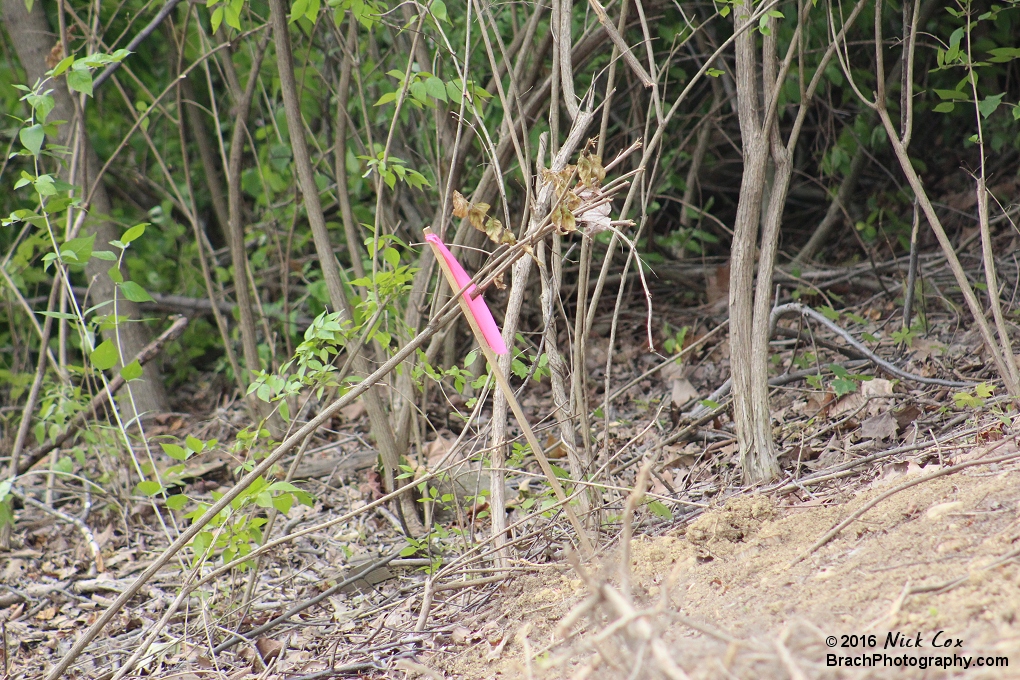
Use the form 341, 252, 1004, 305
436, 437, 1020, 679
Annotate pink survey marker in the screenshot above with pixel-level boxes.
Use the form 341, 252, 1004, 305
425, 232, 508, 355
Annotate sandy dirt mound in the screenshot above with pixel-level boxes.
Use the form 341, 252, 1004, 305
435, 445, 1020, 678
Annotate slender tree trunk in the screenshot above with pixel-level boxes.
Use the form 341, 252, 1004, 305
224, 42, 267, 391
179, 74, 230, 245
267, 0, 424, 533
332, 16, 366, 281
728, 1, 778, 484
3, 0, 169, 417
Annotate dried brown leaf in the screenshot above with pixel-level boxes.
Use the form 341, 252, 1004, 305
452, 190, 470, 218
255, 637, 283, 663
554, 204, 577, 234
577, 149, 605, 187
456, 190, 516, 245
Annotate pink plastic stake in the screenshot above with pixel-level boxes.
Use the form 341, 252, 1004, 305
424, 232, 508, 355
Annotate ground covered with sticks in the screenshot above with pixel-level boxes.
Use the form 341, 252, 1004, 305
6, 243, 1020, 680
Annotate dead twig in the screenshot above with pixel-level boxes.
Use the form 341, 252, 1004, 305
9, 486, 103, 577
210, 550, 402, 655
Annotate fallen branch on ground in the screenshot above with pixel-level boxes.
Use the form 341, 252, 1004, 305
770, 303, 975, 388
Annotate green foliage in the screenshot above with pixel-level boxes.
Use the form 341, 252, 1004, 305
928, 1, 1020, 142
663, 324, 689, 360
953, 382, 994, 409
805, 363, 873, 397
327, 0, 385, 29
646, 499, 673, 521
375, 71, 492, 112
891, 320, 926, 348
358, 152, 431, 190
182, 471, 314, 568
208, 0, 245, 33
509, 336, 551, 383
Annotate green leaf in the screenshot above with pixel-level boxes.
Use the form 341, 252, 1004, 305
819, 306, 841, 321
120, 360, 143, 381
933, 102, 955, 113
107, 266, 124, 284
374, 91, 398, 106
66, 69, 93, 97
38, 311, 78, 320
978, 93, 1005, 119
410, 80, 428, 104
167, 494, 189, 510
831, 376, 857, 397
430, 0, 448, 22
987, 47, 1020, 63
933, 89, 968, 101
272, 494, 294, 514
50, 55, 75, 77
90, 340, 119, 371
425, 76, 447, 102
304, 0, 320, 21
161, 443, 188, 460
19, 124, 44, 156
845, 312, 867, 325
120, 281, 154, 302
186, 435, 205, 453
136, 480, 162, 497
290, 0, 308, 22
647, 500, 673, 520
120, 223, 147, 244
946, 27, 964, 62
446, 81, 463, 104
62, 234, 95, 266
211, 6, 224, 33
700, 399, 721, 409
223, 0, 242, 29
382, 246, 400, 269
